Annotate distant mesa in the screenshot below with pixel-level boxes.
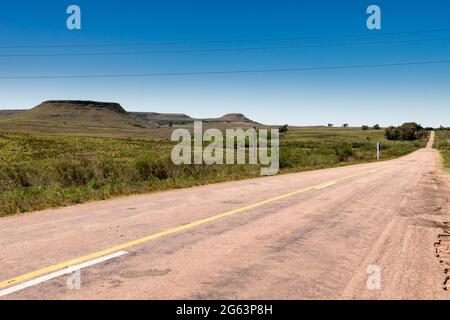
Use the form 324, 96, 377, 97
42, 100, 128, 114
131, 112, 194, 126
132, 111, 257, 126
0, 100, 259, 131
216, 113, 254, 123
0, 100, 147, 129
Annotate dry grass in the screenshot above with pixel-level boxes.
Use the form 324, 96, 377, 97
0, 126, 427, 217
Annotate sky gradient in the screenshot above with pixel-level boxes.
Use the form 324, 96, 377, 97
0, 0, 449, 127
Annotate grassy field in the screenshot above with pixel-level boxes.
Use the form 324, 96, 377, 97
434, 130, 450, 170
0, 127, 427, 217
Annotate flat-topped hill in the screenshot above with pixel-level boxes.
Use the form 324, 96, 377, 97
0, 100, 261, 138
1, 100, 147, 129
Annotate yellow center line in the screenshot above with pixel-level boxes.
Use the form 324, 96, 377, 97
0, 168, 378, 290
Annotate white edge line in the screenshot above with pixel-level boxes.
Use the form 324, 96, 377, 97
314, 182, 337, 190
0, 250, 128, 297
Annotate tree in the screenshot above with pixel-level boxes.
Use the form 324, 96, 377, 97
342, 123, 349, 128
385, 126, 401, 140
399, 122, 423, 140
328, 123, 333, 127
279, 124, 288, 133
385, 122, 424, 141
362, 125, 369, 131
373, 124, 381, 130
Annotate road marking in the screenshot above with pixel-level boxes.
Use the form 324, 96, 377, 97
0, 251, 128, 297
315, 182, 337, 190
0, 168, 378, 291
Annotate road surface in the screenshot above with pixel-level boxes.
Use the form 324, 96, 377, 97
1, 132, 449, 299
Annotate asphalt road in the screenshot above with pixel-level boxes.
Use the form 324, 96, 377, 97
1, 132, 449, 299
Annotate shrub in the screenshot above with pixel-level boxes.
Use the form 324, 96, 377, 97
438, 141, 449, 150
335, 143, 354, 161
279, 124, 288, 133
362, 125, 369, 131
385, 126, 401, 140
134, 157, 176, 181
373, 124, 381, 130
55, 158, 95, 186
2, 165, 35, 188
385, 122, 424, 141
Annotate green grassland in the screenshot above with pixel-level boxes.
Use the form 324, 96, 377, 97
0, 127, 427, 217
434, 130, 450, 170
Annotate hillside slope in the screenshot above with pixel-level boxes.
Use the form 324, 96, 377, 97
0, 110, 25, 118
1, 101, 147, 129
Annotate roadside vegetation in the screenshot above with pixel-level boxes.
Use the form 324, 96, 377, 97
0, 127, 427, 216
385, 122, 426, 141
434, 129, 450, 170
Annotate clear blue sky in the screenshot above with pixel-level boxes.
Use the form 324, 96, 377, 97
0, 0, 449, 127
